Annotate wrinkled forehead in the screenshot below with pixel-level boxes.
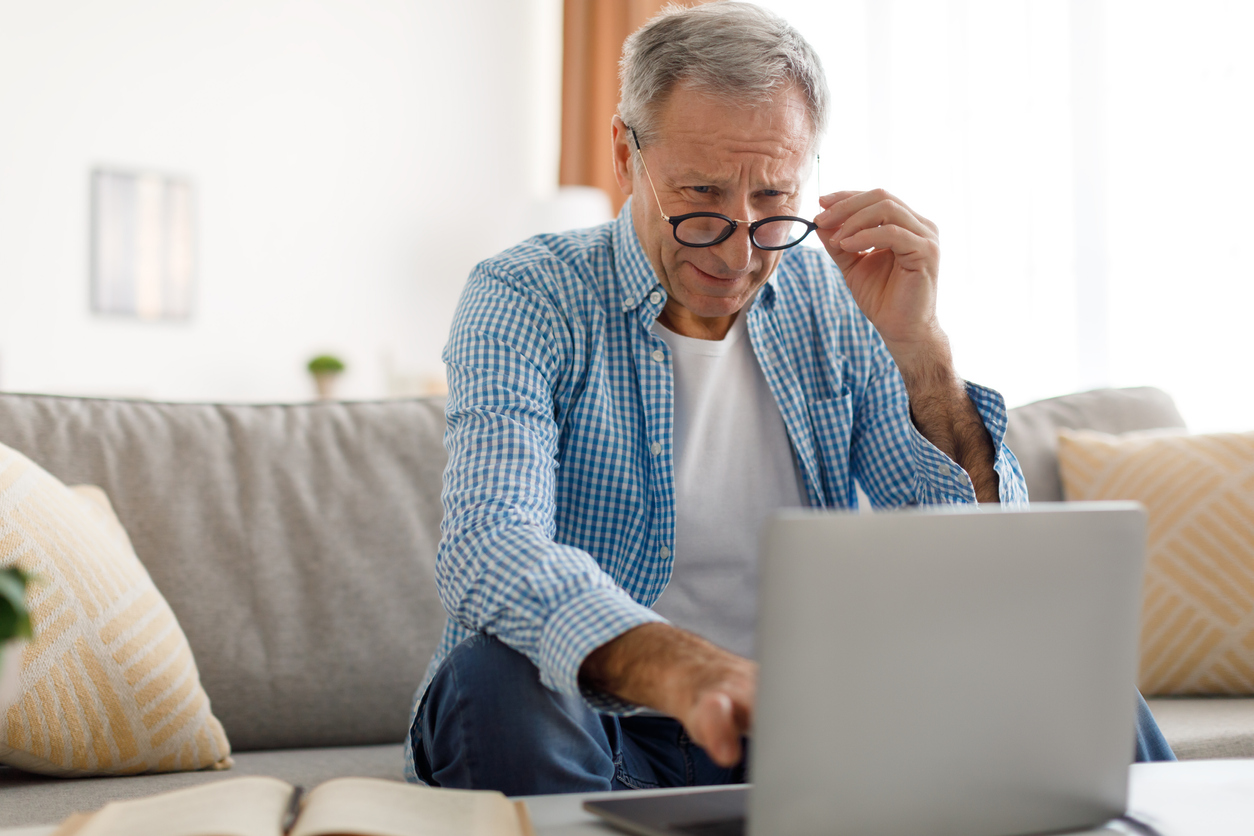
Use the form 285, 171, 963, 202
651, 83, 814, 145
646, 85, 815, 181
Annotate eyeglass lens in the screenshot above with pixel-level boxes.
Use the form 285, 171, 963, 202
673, 216, 812, 249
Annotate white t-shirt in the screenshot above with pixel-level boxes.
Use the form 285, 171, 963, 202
649, 313, 806, 658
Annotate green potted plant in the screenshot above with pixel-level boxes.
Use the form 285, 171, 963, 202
307, 354, 346, 401
0, 566, 34, 711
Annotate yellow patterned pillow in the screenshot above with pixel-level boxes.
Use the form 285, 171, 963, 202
0, 442, 231, 775
1057, 428, 1254, 695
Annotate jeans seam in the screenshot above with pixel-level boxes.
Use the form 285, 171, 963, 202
677, 726, 696, 786
614, 762, 661, 790
410, 697, 429, 783
448, 639, 481, 787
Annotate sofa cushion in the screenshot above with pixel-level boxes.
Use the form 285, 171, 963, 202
0, 394, 449, 752
0, 743, 405, 828
0, 444, 231, 775
1058, 428, 1254, 695
1147, 696, 1254, 759
1004, 387, 1187, 502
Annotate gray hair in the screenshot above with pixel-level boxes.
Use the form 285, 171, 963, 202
618, 2, 829, 158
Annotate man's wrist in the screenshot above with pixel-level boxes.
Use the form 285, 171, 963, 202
885, 331, 964, 404
580, 622, 681, 714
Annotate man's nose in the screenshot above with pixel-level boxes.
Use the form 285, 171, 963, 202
712, 218, 754, 272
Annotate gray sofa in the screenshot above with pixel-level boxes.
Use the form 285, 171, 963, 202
0, 386, 1250, 827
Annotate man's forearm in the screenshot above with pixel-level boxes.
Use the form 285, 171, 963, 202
889, 333, 1000, 503
579, 623, 737, 716
579, 622, 757, 767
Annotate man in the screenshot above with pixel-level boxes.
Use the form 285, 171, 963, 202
405, 2, 1173, 794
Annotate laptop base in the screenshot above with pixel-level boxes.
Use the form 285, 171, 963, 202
583, 786, 746, 836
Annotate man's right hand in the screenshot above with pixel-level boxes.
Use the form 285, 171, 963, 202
579, 622, 757, 767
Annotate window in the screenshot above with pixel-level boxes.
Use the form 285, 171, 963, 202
756, 0, 1253, 430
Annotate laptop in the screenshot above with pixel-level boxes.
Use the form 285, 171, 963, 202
585, 502, 1147, 836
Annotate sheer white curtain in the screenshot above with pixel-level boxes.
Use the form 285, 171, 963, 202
756, 0, 1254, 431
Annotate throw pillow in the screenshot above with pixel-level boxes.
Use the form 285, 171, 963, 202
0, 442, 231, 775
1057, 428, 1254, 695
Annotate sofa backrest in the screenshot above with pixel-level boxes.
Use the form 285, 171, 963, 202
0, 386, 1188, 750
0, 394, 449, 752
1004, 386, 1187, 501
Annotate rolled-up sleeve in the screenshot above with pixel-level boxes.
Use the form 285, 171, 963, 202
850, 345, 1028, 509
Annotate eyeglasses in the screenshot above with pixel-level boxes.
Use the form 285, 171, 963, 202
629, 127, 818, 251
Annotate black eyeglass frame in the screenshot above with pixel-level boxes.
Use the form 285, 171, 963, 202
628, 127, 818, 252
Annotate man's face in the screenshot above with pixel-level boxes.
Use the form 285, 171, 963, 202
613, 84, 812, 339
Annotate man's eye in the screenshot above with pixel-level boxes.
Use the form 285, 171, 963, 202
761, 190, 785, 198
689, 186, 714, 195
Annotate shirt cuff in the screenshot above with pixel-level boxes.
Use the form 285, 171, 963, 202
908, 380, 1025, 505
965, 381, 1030, 506
537, 584, 668, 714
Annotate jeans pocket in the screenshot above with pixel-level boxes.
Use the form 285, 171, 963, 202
613, 752, 662, 790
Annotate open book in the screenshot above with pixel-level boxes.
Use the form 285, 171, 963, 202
52, 776, 536, 836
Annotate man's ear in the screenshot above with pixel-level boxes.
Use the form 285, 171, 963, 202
610, 116, 634, 197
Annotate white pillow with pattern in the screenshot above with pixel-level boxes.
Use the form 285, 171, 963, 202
0, 442, 231, 775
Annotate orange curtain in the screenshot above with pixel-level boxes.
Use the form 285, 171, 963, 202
559, 0, 711, 213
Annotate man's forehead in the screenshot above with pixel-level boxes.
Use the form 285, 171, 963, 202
655, 129, 812, 187
650, 85, 814, 168
666, 160, 807, 189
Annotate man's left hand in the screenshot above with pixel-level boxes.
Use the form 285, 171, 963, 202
813, 188, 943, 359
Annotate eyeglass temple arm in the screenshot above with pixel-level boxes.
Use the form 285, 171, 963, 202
628, 126, 670, 223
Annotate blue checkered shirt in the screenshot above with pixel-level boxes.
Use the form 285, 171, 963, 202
404, 204, 1027, 782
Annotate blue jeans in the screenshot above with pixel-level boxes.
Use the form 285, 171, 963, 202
411, 634, 1173, 794
1135, 690, 1176, 762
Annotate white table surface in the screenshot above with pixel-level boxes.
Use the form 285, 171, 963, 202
3, 759, 1252, 836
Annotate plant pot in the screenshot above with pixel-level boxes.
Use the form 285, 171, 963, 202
0, 638, 25, 712
313, 371, 341, 401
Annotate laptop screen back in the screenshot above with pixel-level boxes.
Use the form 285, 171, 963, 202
749, 503, 1145, 836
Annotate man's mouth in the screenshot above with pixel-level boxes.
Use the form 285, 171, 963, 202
690, 263, 744, 283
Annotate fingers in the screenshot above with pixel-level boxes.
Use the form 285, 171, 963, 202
816, 188, 937, 237
837, 224, 938, 266
687, 691, 747, 767
818, 190, 861, 209
831, 200, 936, 247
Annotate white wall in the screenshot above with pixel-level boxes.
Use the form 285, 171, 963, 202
0, 0, 562, 402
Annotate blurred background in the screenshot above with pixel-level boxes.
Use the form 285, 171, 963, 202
0, 0, 1249, 431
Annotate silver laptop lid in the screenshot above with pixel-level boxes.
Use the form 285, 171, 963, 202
750, 503, 1146, 836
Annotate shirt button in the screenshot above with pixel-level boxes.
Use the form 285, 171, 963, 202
659, 546, 671, 559
649, 291, 662, 304
951, 465, 964, 479
650, 441, 662, 455
651, 349, 665, 362
624, 296, 634, 308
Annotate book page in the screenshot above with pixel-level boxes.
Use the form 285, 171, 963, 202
75, 776, 293, 836
291, 777, 525, 836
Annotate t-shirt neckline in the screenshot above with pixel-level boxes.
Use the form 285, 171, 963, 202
651, 312, 747, 357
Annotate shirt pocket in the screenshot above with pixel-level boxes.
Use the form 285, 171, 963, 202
806, 391, 855, 508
